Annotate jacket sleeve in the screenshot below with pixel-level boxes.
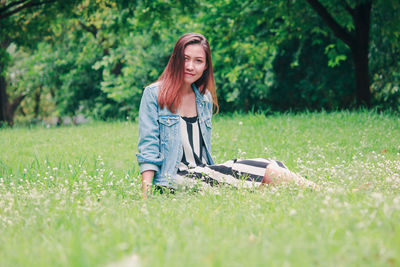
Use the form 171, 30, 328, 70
136, 85, 163, 174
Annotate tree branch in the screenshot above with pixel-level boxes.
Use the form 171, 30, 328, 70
78, 21, 98, 37
305, 0, 354, 48
0, 0, 28, 13
9, 93, 27, 112
338, 0, 355, 17
0, 0, 56, 20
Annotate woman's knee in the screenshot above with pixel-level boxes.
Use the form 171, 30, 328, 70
262, 162, 287, 184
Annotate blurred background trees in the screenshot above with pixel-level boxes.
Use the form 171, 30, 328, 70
1, 0, 399, 126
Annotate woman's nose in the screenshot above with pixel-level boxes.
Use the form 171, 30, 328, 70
186, 60, 194, 70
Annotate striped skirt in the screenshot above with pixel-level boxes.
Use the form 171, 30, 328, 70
172, 158, 288, 190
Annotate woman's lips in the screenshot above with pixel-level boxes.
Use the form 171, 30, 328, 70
185, 72, 195, 76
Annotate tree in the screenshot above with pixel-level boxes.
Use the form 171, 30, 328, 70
305, 0, 372, 106
5, 0, 200, 123
5, 0, 399, 123
0, 0, 77, 126
202, 0, 399, 109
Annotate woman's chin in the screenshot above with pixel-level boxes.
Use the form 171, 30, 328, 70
184, 78, 195, 85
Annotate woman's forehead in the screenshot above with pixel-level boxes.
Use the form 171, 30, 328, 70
184, 44, 206, 58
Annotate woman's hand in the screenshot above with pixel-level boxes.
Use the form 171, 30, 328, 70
141, 170, 154, 199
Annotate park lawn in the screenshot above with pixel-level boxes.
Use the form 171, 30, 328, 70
0, 111, 399, 267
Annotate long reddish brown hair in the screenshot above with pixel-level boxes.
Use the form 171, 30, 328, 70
157, 33, 218, 113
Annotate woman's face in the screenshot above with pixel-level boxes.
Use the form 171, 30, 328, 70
183, 44, 207, 86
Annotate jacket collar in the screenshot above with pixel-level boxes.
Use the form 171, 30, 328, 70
192, 83, 206, 103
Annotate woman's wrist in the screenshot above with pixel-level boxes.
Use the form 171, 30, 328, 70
141, 170, 154, 199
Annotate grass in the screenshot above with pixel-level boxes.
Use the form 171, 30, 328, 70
1, 111, 399, 266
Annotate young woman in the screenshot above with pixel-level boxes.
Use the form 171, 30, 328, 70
137, 33, 315, 197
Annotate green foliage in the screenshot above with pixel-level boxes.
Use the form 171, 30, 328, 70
0, 0, 81, 126
4, 0, 400, 123
369, 0, 400, 111
7, 43, 53, 121
0, 0, 77, 47
93, 32, 169, 119
324, 43, 347, 67
201, 0, 279, 112
56, 31, 106, 117
8, 0, 204, 121
270, 37, 355, 111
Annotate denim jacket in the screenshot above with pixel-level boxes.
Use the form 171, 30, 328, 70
136, 82, 214, 187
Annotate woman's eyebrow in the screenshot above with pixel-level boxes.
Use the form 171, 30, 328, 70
184, 54, 205, 59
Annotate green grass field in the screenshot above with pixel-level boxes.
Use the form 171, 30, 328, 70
1, 111, 399, 266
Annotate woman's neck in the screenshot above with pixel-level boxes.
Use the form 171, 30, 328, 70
181, 83, 192, 95
179, 83, 197, 117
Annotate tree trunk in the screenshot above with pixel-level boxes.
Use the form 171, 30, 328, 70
0, 66, 26, 126
34, 86, 42, 118
0, 40, 28, 126
7, 93, 27, 126
351, 45, 371, 107
0, 40, 10, 126
305, 0, 372, 107
350, 1, 372, 107
0, 70, 8, 125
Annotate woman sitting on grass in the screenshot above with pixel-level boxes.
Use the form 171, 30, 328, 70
137, 33, 315, 197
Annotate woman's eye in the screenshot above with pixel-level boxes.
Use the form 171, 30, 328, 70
196, 59, 203, 63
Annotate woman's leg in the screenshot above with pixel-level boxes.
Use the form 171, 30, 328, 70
262, 161, 317, 188
181, 159, 318, 190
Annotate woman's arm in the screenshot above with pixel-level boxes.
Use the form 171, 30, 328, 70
136, 84, 163, 198
137, 85, 163, 170
141, 170, 154, 199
